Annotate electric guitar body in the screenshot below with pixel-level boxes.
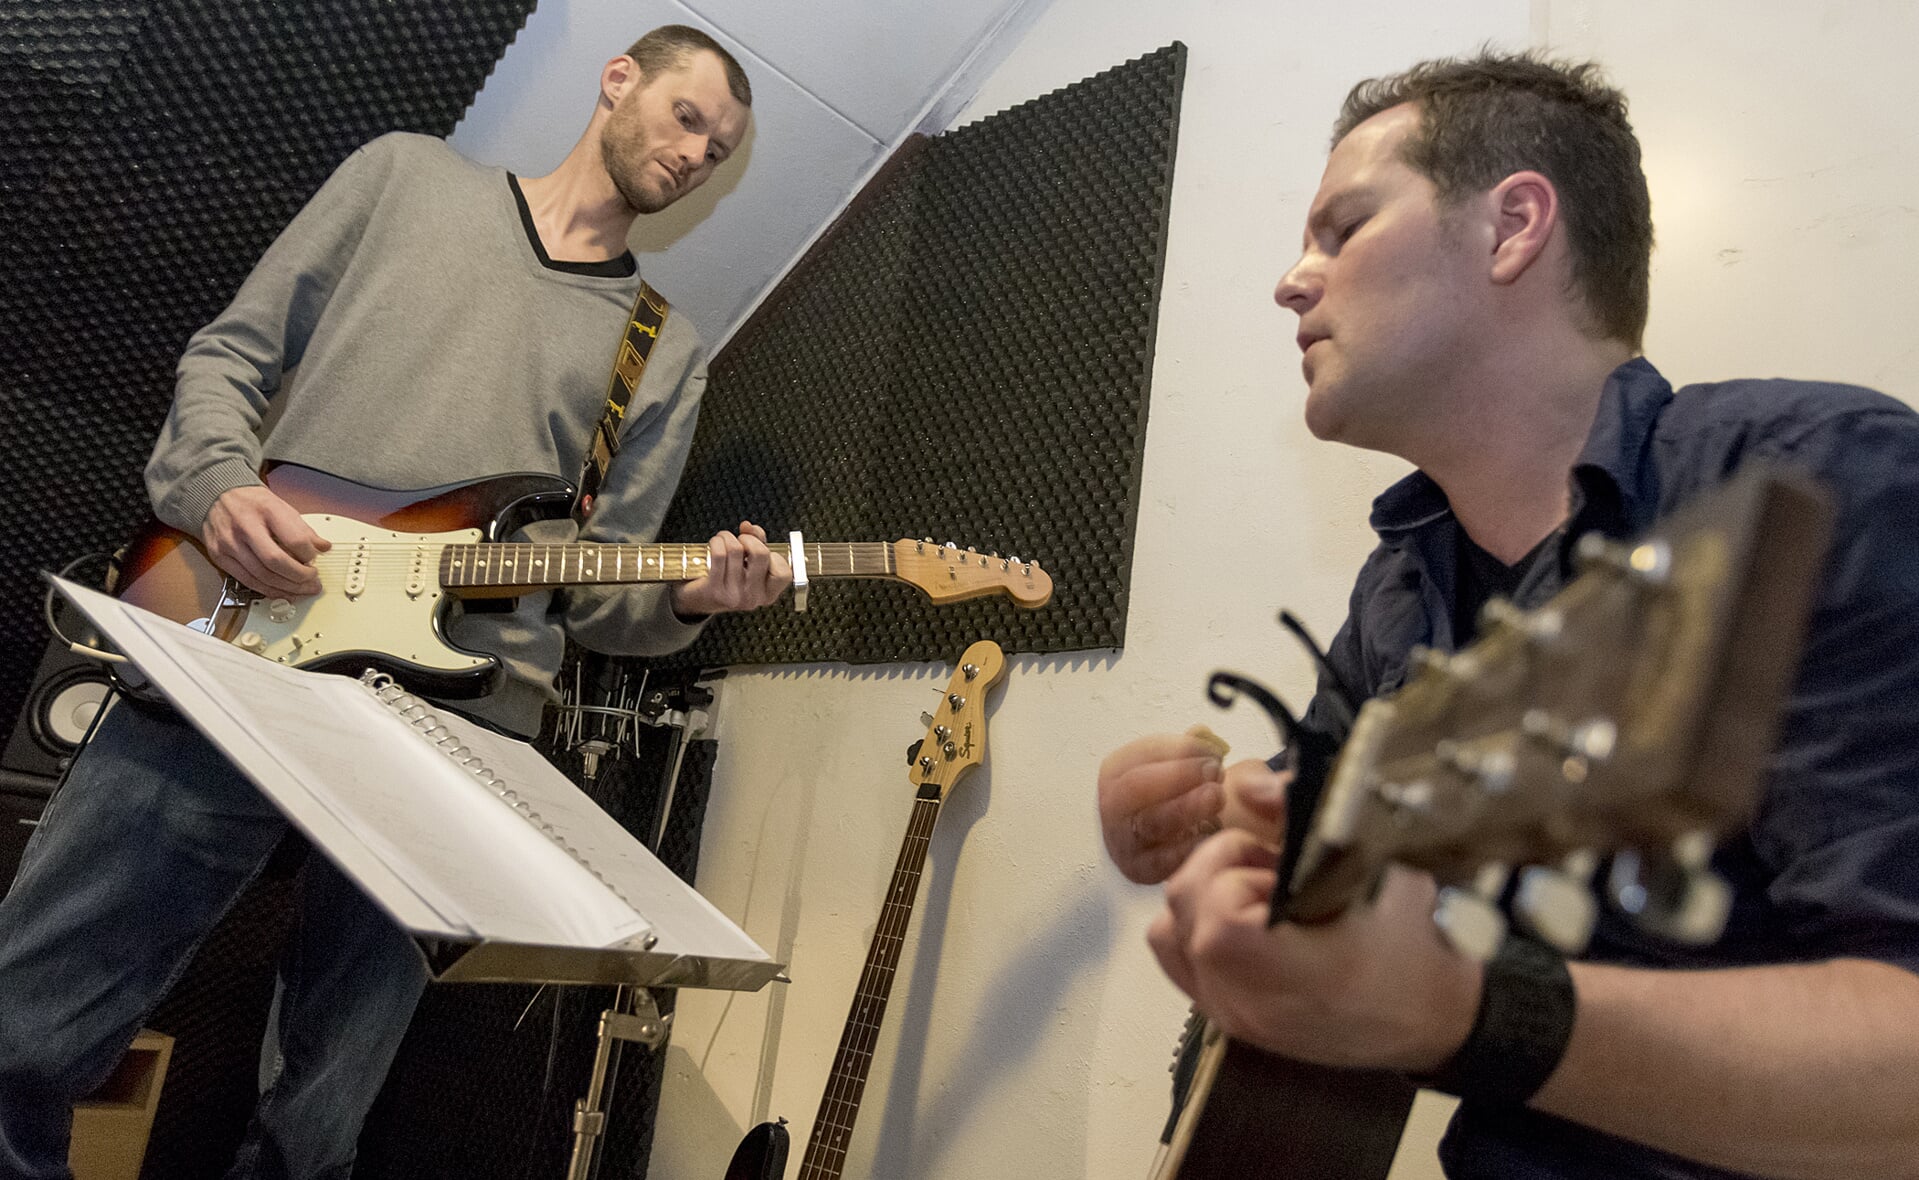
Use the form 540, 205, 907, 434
112, 463, 569, 697
722, 1119, 789, 1180
108, 463, 1052, 698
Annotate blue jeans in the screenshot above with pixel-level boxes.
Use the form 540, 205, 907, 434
0, 700, 429, 1179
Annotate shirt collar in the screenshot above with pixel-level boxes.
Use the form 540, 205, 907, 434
1365, 357, 1675, 541
1568, 356, 1674, 536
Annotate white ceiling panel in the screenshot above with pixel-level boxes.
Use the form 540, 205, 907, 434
684, 0, 1024, 139
452, 0, 886, 341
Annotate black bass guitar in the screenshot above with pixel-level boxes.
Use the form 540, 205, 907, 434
724, 640, 1009, 1180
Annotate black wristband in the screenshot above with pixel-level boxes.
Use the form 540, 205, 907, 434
1416, 933, 1575, 1105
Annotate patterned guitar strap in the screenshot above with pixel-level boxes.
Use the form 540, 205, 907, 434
573, 280, 670, 524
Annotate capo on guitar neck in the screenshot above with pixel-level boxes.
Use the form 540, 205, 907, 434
1204, 608, 1352, 922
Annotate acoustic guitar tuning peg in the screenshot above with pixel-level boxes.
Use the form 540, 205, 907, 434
1479, 597, 1562, 644
1433, 885, 1507, 963
1576, 533, 1672, 586
1607, 845, 1733, 945
1513, 865, 1598, 954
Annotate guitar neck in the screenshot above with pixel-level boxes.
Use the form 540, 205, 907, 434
440, 540, 895, 597
797, 791, 942, 1180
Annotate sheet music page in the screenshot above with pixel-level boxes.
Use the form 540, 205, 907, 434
53, 581, 655, 948
431, 709, 772, 962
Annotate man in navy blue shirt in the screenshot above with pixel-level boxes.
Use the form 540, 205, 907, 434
1098, 52, 1919, 1177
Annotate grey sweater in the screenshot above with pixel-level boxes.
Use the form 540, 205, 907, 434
147, 132, 707, 734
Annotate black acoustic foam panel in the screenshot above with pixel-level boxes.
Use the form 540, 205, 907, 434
655, 43, 1186, 669
0, 5, 538, 1177
0, 0, 538, 757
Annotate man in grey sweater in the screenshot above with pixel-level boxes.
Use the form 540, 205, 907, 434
0, 25, 784, 1179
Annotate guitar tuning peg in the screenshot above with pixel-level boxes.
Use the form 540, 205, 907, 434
1521, 710, 1617, 763
1513, 865, 1598, 954
1607, 843, 1733, 945
1435, 740, 1516, 795
1478, 597, 1563, 644
919, 711, 936, 727
1412, 643, 1481, 683
905, 739, 924, 767
1434, 885, 1507, 963
1575, 533, 1672, 586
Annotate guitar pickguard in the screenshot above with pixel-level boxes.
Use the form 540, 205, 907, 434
231, 515, 486, 676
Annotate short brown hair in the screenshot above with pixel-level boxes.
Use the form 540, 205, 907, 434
1335, 50, 1652, 349
625, 24, 752, 107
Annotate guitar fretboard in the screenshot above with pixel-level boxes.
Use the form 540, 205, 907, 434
798, 793, 942, 1180
438, 541, 895, 592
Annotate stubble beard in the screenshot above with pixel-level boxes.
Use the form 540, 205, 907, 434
600, 126, 674, 215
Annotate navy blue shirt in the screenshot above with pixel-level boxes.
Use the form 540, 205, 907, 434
1300, 358, 1919, 1179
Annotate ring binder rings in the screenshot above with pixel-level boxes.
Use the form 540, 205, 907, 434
360, 672, 643, 918
51, 576, 782, 991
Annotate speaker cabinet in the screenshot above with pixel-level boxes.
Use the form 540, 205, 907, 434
2, 636, 114, 794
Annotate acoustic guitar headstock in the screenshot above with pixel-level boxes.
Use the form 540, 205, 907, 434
1283, 469, 1833, 959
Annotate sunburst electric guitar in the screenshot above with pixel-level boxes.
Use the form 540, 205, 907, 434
1151, 468, 1834, 1180
108, 464, 1052, 698
723, 639, 1010, 1180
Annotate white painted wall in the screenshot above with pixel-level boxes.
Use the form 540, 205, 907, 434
450, 1, 1919, 1176
652, 5, 1527, 1179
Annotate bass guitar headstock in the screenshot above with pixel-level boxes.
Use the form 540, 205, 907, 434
907, 639, 1008, 800
890, 539, 1053, 608
1279, 469, 1833, 959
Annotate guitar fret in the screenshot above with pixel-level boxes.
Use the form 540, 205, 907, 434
446, 538, 929, 592
796, 800, 948, 1180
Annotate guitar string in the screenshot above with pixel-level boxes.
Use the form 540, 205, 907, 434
274, 542, 904, 572
215, 542, 1044, 588
801, 795, 941, 1176
804, 800, 938, 1169
802, 800, 937, 1177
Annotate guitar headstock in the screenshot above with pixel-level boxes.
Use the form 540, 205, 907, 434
890, 539, 1053, 608
1283, 469, 1833, 959
908, 640, 1008, 799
